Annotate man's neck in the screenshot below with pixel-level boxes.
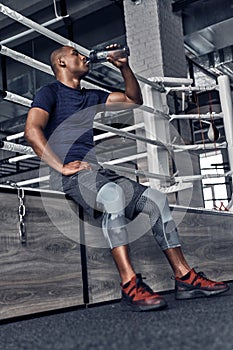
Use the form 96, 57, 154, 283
57, 77, 81, 90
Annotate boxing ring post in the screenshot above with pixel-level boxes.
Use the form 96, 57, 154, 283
142, 78, 171, 188
217, 75, 233, 209
218, 75, 233, 172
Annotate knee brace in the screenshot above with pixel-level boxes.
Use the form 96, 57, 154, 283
136, 188, 181, 250
96, 183, 128, 249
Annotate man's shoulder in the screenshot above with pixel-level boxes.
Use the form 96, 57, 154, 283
82, 87, 108, 94
32, 81, 59, 109
44, 80, 60, 93
82, 88, 110, 100
36, 80, 59, 95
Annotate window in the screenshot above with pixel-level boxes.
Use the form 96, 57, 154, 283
200, 151, 229, 210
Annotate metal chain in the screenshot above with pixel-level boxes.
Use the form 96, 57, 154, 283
6, 181, 27, 244
17, 186, 27, 244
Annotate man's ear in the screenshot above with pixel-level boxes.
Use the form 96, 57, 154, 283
58, 58, 66, 67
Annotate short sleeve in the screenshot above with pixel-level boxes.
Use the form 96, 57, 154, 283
31, 85, 57, 114
96, 89, 110, 104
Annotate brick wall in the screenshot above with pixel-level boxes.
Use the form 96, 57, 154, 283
123, 0, 163, 77
157, 0, 187, 77
123, 0, 186, 78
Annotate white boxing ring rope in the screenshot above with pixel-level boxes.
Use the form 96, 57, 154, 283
173, 142, 227, 152
0, 140, 36, 155
94, 122, 145, 141
165, 85, 219, 93
0, 45, 109, 94
1, 138, 231, 189
16, 176, 50, 187
1, 88, 226, 154
0, 45, 53, 75
0, 3, 193, 88
0, 44, 166, 118
0, 132, 231, 190
0, 17, 66, 45
1, 44, 215, 115
169, 113, 223, 121
0, 90, 228, 153
0, 3, 89, 56
99, 162, 171, 182
7, 123, 146, 163
8, 154, 36, 163
0, 3, 167, 92
147, 76, 193, 86
6, 131, 25, 141
1, 90, 32, 107
0, 40, 222, 123
93, 122, 227, 152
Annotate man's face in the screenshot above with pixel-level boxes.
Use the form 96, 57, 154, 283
62, 46, 89, 77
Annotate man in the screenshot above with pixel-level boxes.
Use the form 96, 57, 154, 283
25, 44, 229, 312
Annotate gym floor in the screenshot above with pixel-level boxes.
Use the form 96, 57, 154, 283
0, 281, 232, 350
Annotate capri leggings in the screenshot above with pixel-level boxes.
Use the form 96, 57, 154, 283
96, 183, 181, 250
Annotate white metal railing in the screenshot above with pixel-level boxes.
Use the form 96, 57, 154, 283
0, 3, 168, 92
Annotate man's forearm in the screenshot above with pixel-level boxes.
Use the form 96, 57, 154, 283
25, 128, 64, 172
120, 65, 143, 105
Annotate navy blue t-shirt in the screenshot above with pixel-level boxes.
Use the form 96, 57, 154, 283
31, 80, 109, 164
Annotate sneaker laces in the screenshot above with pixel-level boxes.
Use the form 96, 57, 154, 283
194, 271, 216, 284
135, 274, 154, 295
196, 271, 208, 279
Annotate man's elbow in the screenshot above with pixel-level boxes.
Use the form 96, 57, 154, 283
24, 127, 31, 144
132, 96, 143, 107
24, 126, 36, 146
137, 96, 143, 106
126, 94, 143, 107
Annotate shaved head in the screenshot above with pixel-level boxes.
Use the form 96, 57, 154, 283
50, 46, 72, 76
49, 45, 89, 80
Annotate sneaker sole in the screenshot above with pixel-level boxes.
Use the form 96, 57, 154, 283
121, 298, 168, 312
175, 285, 229, 300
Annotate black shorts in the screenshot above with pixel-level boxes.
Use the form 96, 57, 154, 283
50, 164, 147, 220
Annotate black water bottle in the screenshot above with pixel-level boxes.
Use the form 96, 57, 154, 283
88, 45, 130, 63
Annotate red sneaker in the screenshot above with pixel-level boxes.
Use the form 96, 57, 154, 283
175, 268, 229, 299
121, 274, 167, 311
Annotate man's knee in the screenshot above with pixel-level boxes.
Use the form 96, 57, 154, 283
96, 182, 125, 214
96, 182, 128, 249
142, 187, 167, 209
142, 187, 172, 223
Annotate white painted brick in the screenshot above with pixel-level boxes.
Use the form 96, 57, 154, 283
124, 0, 187, 77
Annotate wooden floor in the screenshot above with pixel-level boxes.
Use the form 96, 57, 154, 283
0, 186, 233, 320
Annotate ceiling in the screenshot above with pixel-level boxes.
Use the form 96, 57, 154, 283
0, 0, 232, 185
172, 0, 233, 83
